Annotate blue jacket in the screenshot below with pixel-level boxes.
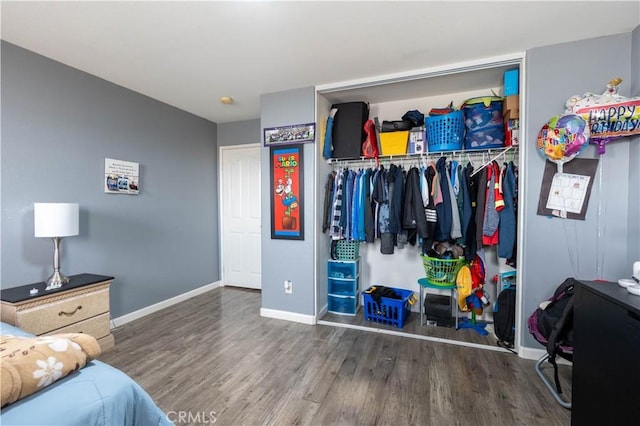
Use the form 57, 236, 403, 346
435, 157, 452, 241
498, 162, 517, 258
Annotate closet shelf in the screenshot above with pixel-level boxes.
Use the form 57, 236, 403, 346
327, 146, 518, 169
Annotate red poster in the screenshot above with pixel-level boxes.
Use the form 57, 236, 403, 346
270, 145, 304, 240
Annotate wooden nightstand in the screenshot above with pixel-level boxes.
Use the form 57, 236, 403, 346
1, 274, 115, 351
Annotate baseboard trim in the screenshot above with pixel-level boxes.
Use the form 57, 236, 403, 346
518, 346, 571, 365
260, 308, 316, 325
519, 346, 547, 360
111, 281, 221, 328
317, 304, 328, 319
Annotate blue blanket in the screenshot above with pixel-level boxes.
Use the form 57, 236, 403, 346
0, 322, 173, 426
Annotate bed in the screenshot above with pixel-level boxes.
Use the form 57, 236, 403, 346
0, 322, 173, 426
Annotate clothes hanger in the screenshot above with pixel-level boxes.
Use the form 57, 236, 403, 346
470, 148, 513, 177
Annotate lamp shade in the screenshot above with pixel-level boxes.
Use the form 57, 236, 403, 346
34, 203, 79, 237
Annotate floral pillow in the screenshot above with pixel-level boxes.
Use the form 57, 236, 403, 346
0, 333, 101, 407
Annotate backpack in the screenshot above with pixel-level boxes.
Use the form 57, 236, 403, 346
527, 277, 576, 395
361, 119, 379, 158
494, 285, 516, 348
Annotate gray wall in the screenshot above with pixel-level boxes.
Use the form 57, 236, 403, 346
218, 119, 260, 146
629, 26, 640, 265
260, 87, 316, 316
522, 32, 633, 348
1, 41, 219, 318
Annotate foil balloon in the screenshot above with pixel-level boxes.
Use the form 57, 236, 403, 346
565, 78, 640, 154
537, 113, 590, 173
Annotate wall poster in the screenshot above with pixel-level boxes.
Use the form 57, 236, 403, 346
263, 122, 315, 146
105, 158, 140, 195
270, 145, 304, 240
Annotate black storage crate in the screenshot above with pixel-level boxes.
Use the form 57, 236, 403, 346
424, 294, 454, 327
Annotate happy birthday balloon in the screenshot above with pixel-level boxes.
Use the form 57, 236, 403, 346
565, 78, 640, 154
537, 113, 590, 172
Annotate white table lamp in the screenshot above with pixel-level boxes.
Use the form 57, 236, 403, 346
34, 203, 79, 290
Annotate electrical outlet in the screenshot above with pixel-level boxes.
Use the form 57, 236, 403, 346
284, 280, 292, 294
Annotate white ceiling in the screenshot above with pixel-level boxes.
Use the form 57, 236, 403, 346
2, 1, 639, 124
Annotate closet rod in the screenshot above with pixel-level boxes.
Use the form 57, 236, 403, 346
327, 146, 518, 170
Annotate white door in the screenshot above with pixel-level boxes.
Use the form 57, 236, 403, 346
220, 144, 262, 289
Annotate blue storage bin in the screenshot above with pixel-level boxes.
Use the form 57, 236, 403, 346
462, 97, 505, 150
425, 110, 465, 152
328, 295, 358, 315
504, 69, 519, 96
327, 260, 358, 279
328, 278, 359, 296
362, 287, 413, 328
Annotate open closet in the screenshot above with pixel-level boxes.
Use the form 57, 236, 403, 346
313, 55, 525, 353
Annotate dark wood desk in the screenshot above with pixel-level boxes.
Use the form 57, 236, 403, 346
572, 280, 640, 425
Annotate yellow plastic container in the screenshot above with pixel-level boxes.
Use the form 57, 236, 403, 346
379, 131, 409, 156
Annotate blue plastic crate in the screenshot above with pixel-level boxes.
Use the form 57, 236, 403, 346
362, 287, 413, 328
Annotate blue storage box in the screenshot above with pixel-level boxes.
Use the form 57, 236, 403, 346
504, 69, 519, 96
462, 96, 505, 150
328, 295, 358, 315
362, 286, 413, 328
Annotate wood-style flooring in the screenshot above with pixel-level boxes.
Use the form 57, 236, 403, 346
100, 287, 571, 426
320, 303, 504, 350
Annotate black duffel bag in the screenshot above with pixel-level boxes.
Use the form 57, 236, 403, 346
381, 119, 413, 132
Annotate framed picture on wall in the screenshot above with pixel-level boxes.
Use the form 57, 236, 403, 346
270, 144, 304, 240
263, 122, 315, 146
104, 158, 140, 195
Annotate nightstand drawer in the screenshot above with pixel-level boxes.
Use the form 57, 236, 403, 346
15, 288, 109, 335
44, 312, 111, 340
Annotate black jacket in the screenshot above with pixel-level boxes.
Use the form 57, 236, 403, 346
322, 172, 335, 233
402, 167, 428, 238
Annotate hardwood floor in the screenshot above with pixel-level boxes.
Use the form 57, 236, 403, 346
101, 287, 571, 426
320, 305, 506, 350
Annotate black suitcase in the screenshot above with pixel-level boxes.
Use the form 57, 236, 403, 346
331, 102, 369, 159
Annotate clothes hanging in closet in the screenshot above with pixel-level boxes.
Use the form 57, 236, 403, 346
329, 171, 343, 239
322, 172, 335, 233
322, 156, 519, 259
482, 161, 501, 246
424, 163, 438, 252
499, 161, 518, 260
474, 167, 487, 251
445, 161, 462, 240
402, 166, 429, 243
434, 157, 452, 242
